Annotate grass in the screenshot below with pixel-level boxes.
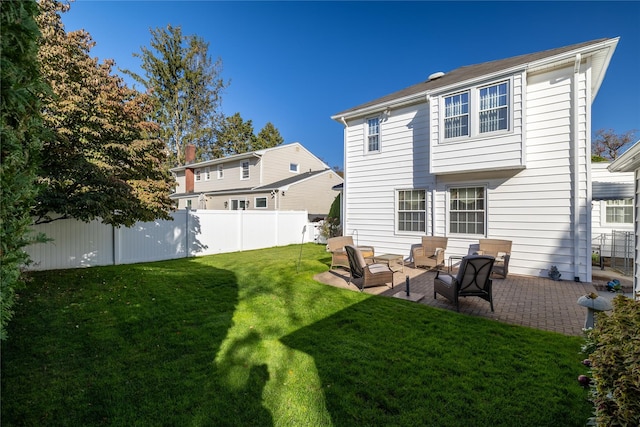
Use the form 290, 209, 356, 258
1, 244, 592, 426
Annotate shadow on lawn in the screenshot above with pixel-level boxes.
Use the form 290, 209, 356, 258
280, 295, 590, 427
1, 259, 272, 426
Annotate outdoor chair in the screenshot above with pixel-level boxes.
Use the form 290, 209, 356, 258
433, 255, 495, 312
344, 245, 394, 291
476, 239, 512, 278
412, 236, 448, 270
327, 236, 374, 270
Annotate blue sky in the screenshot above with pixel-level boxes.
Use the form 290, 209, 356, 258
62, 1, 640, 168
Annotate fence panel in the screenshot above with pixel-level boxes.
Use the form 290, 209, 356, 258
24, 210, 312, 271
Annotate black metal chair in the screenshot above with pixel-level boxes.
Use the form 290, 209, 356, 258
434, 255, 495, 311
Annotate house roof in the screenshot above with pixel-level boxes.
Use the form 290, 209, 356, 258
592, 182, 635, 200
169, 169, 340, 199
170, 142, 328, 172
332, 37, 618, 120
609, 140, 640, 173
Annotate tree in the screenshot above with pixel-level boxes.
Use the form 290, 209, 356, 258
254, 122, 284, 150
34, 0, 175, 226
592, 128, 638, 160
124, 25, 228, 166
0, 0, 49, 339
215, 112, 256, 156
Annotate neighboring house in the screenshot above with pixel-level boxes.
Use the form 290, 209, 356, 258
608, 140, 640, 298
170, 142, 343, 218
332, 38, 619, 282
591, 162, 635, 258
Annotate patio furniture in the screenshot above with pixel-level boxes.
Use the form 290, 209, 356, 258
434, 255, 495, 312
412, 236, 448, 270
344, 245, 394, 291
476, 239, 512, 278
327, 236, 374, 270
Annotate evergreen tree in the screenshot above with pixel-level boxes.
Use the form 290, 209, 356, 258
216, 112, 256, 156
0, 0, 49, 339
124, 25, 228, 165
254, 121, 284, 150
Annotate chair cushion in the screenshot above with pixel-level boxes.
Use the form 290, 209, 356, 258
435, 273, 455, 288
368, 263, 390, 274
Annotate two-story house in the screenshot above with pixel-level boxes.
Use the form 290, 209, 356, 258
170, 142, 343, 218
332, 38, 619, 282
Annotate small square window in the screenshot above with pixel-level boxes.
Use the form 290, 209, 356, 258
290, 163, 299, 173
605, 199, 633, 224
255, 197, 267, 209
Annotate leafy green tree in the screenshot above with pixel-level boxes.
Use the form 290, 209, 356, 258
124, 25, 228, 165
216, 112, 256, 156
592, 128, 638, 160
34, 0, 175, 226
254, 122, 284, 150
0, 0, 49, 339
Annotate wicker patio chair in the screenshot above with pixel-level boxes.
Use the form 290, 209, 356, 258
477, 239, 512, 278
327, 236, 374, 270
344, 245, 394, 291
412, 236, 448, 270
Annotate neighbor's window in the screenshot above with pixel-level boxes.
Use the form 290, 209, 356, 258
231, 199, 248, 210
204, 167, 211, 181
397, 189, 426, 232
606, 199, 633, 224
241, 161, 250, 179
449, 187, 485, 235
290, 163, 299, 173
195, 169, 201, 182
479, 82, 508, 133
367, 117, 380, 152
255, 197, 267, 209
444, 91, 469, 139
217, 164, 223, 179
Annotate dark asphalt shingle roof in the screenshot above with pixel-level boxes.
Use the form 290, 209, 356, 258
333, 38, 609, 117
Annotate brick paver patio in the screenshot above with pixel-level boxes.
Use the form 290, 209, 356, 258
314, 265, 631, 336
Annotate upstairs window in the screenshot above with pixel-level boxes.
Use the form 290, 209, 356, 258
444, 92, 469, 139
479, 82, 508, 133
195, 169, 201, 182
366, 117, 380, 152
241, 161, 250, 180
606, 199, 633, 224
217, 165, 223, 179
449, 186, 485, 235
204, 167, 211, 181
290, 163, 299, 173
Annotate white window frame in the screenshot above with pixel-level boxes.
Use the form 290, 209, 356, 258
395, 189, 426, 234
441, 78, 512, 141
447, 186, 486, 236
443, 91, 470, 139
195, 169, 201, 182
604, 199, 633, 225
240, 161, 250, 180
290, 163, 299, 173
254, 196, 267, 209
230, 199, 249, 210
204, 167, 211, 181
217, 164, 223, 179
365, 116, 380, 153
478, 81, 509, 134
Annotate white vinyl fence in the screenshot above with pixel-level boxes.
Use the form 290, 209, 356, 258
25, 210, 320, 271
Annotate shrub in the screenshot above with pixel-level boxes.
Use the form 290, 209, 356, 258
583, 296, 640, 426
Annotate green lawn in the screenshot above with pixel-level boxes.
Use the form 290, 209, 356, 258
1, 244, 591, 426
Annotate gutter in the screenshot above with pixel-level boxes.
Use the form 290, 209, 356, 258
572, 53, 582, 282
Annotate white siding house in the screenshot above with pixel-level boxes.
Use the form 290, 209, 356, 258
608, 141, 640, 298
332, 38, 619, 283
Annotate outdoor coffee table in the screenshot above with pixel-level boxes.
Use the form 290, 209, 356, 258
448, 255, 464, 272
367, 253, 404, 273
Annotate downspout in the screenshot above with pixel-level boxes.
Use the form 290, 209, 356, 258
340, 116, 348, 236
572, 54, 581, 281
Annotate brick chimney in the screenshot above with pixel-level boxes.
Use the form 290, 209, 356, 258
185, 144, 196, 193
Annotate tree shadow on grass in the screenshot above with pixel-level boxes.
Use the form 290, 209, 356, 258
280, 296, 591, 427
0, 258, 271, 426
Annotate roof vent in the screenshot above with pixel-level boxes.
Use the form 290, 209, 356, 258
428, 71, 445, 81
